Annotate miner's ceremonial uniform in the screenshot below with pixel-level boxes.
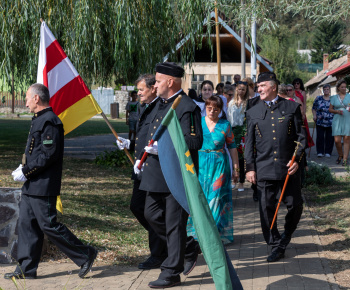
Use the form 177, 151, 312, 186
140, 90, 203, 280
15, 107, 95, 277
130, 97, 167, 264
245, 94, 306, 256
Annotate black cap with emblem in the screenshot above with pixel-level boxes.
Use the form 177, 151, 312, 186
257, 72, 280, 84
155, 62, 184, 78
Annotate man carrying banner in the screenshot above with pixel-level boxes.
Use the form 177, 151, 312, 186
136, 63, 203, 288
4, 84, 97, 280
117, 74, 167, 269
245, 72, 306, 262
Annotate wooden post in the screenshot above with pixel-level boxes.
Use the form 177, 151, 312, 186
215, 3, 221, 84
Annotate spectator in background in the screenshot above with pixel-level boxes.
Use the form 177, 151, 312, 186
329, 79, 350, 166
225, 81, 232, 85
188, 88, 198, 100
227, 80, 249, 192
125, 91, 139, 141
246, 77, 259, 99
278, 84, 288, 99
234, 74, 241, 84
312, 84, 334, 158
216, 83, 224, 95
193, 80, 227, 118
222, 84, 234, 105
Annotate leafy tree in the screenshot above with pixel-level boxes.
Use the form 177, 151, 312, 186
311, 21, 345, 63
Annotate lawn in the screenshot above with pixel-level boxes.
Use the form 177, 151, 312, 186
303, 179, 350, 289
0, 118, 149, 266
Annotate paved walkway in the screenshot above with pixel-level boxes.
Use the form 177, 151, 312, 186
0, 130, 347, 290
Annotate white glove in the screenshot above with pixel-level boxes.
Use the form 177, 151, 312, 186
144, 141, 158, 155
116, 137, 130, 150
133, 160, 144, 175
11, 164, 27, 182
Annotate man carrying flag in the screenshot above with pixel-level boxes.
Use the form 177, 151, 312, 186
135, 62, 203, 288
4, 84, 98, 280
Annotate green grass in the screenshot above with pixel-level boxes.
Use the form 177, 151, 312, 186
0, 118, 148, 266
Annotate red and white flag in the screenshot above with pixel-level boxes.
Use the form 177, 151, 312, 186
37, 21, 102, 135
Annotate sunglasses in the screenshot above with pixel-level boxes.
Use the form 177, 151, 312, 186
237, 81, 248, 85
286, 89, 293, 92
206, 107, 219, 112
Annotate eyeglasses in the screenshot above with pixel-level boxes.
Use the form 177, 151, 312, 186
206, 107, 219, 112
238, 81, 248, 85
286, 89, 293, 92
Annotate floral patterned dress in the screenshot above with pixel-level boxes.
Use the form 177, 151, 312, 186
187, 117, 236, 244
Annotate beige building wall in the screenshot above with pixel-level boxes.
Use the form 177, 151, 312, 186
181, 62, 261, 94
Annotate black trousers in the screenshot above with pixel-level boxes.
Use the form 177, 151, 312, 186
238, 158, 245, 184
316, 125, 334, 155
16, 194, 93, 276
257, 172, 303, 252
144, 192, 196, 279
130, 180, 167, 259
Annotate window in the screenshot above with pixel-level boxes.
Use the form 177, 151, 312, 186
191, 74, 205, 95
221, 75, 232, 83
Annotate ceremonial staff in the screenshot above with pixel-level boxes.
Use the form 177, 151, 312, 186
138, 96, 182, 169
270, 141, 302, 230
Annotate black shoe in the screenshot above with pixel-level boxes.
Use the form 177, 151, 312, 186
79, 249, 98, 278
138, 256, 164, 269
183, 246, 200, 276
267, 250, 284, 262
148, 276, 181, 288
280, 232, 292, 247
4, 271, 37, 279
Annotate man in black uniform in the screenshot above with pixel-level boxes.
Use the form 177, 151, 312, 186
245, 72, 306, 263
137, 63, 202, 288
117, 74, 167, 269
4, 84, 97, 280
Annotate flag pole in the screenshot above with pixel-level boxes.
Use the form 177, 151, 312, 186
100, 112, 134, 165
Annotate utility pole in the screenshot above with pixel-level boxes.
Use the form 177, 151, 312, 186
241, 0, 246, 78
251, 8, 257, 82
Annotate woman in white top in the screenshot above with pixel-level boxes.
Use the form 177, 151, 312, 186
227, 80, 249, 191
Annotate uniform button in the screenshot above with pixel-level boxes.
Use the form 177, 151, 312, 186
156, 119, 159, 122
271, 111, 274, 113
146, 163, 148, 166
271, 117, 274, 120
151, 133, 153, 136
148, 140, 150, 143
273, 130, 275, 133
274, 158, 277, 161
274, 151, 277, 154
136, 137, 138, 140
273, 137, 276, 140
272, 124, 275, 126
154, 126, 156, 129
134, 157, 137, 160
165, 101, 168, 104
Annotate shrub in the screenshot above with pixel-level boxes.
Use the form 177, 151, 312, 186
305, 161, 334, 186
95, 147, 133, 168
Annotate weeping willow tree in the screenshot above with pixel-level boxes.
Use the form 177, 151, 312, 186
0, 0, 216, 93
1, 0, 349, 93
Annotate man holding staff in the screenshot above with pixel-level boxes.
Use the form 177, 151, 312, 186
137, 62, 202, 288
117, 74, 167, 269
244, 72, 306, 262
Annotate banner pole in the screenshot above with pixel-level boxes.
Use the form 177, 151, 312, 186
100, 112, 134, 165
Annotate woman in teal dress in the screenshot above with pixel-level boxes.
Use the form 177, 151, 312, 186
329, 79, 350, 166
187, 96, 239, 244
